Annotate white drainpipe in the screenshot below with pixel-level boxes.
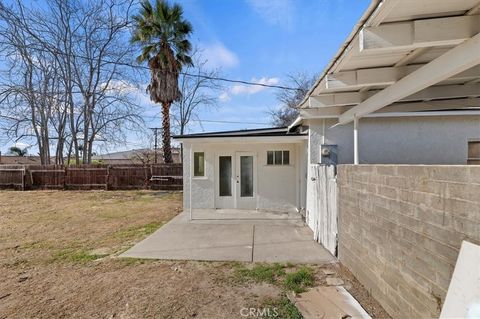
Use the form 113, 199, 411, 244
354, 116, 359, 165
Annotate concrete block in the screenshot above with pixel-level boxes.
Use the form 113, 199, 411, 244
447, 182, 480, 203
385, 175, 408, 189
440, 198, 480, 223
452, 217, 480, 241
430, 166, 469, 183
467, 166, 480, 183
376, 185, 397, 200
414, 206, 451, 227
424, 237, 460, 262
338, 165, 480, 319
398, 282, 439, 317
396, 165, 427, 177
375, 165, 398, 176
367, 174, 386, 185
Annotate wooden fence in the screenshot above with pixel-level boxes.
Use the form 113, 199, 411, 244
0, 164, 182, 191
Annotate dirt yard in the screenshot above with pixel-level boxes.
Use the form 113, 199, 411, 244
0, 190, 389, 319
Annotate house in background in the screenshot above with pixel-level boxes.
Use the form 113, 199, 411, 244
0, 152, 43, 165
175, 0, 480, 216
92, 148, 181, 165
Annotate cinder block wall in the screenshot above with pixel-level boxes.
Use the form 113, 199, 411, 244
338, 165, 480, 318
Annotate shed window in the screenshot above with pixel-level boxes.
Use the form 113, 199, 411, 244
468, 141, 480, 164
283, 150, 290, 165
193, 152, 205, 176
267, 150, 290, 165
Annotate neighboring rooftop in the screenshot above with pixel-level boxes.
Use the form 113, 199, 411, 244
0, 155, 43, 165
92, 148, 181, 164
92, 148, 180, 160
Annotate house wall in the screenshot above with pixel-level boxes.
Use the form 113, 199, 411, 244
182, 141, 305, 212
337, 165, 480, 318
307, 115, 480, 165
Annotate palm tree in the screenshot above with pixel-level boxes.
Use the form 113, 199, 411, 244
131, 0, 193, 163
9, 146, 28, 157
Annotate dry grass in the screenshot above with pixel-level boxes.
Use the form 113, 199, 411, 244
0, 190, 181, 267
0, 190, 288, 319
0, 190, 390, 319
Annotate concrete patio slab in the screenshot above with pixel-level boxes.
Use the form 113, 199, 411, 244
121, 211, 336, 264
190, 208, 301, 221
253, 225, 336, 264
121, 216, 253, 262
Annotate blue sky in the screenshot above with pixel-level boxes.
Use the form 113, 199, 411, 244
163, 0, 370, 132
0, 0, 370, 154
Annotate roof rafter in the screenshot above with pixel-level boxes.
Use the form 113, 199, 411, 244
310, 82, 480, 108
339, 32, 480, 124
325, 65, 480, 90
360, 15, 480, 53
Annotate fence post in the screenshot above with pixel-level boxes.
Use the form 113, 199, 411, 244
106, 165, 110, 191
63, 166, 67, 190
22, 167, 26, 191
146, 165, 151, 189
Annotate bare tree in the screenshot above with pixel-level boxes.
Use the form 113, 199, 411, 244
269, 72, 318, 127
0, 3, 64, 164
130, 149, 155, 165
172, 50, 223, 135
0, 0, 144, 164
171, 50, 223, 160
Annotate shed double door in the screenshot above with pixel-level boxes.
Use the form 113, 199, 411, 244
215, 152, 256, 209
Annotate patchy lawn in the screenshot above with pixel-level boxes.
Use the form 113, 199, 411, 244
0, 190, 389, 319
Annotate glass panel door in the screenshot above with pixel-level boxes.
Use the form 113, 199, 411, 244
240, 156, 253, 197
219, 156, 232, 196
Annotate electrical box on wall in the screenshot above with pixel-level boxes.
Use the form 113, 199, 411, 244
320, 144, 338, 165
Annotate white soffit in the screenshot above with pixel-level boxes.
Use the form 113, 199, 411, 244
303, 0, 480, 122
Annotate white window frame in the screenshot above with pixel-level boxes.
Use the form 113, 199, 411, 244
193, 151, 205, 177
266, 150, 290, 166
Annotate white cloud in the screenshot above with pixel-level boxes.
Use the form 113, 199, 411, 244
102, 80, 138, 95
218, 91, 231, 102
201, 42, 239, 69
246, 0, 294, 29
231, 77, 280, 95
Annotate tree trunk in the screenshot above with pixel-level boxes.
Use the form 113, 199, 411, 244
161, 102, 173, 163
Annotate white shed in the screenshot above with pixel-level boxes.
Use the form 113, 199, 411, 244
174, 127, 308, 214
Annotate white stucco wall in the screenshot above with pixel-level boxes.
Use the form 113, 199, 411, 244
307, 115, 480, 164
182, 141, 306, 212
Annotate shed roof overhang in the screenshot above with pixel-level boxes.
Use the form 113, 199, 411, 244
299, 0, 480, 124
173, 127, 308, 144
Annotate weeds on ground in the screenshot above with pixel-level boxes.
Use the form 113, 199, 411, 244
52, 248, 107, 263
114, 257, 156, 267
233, 263, 315, 319
234, 263, 286, 284
114, 222, 164, 240
233, 263, 315, 293
261, 296, 303, 319
284, 267, 315, 293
